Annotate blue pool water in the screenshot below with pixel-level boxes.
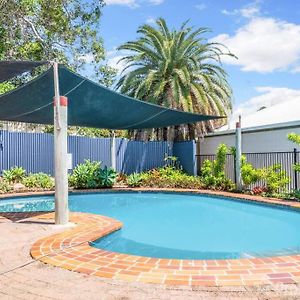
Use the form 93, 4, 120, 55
1, 192, 300, 260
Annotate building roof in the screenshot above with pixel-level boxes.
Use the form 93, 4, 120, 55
220, 98, 300, 131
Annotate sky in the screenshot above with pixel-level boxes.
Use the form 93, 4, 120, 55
98, 0, 300, 121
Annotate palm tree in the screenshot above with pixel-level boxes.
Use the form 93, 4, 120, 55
116, 18, 235, 141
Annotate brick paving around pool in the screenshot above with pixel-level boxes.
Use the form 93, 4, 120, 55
2, 188, 300, 288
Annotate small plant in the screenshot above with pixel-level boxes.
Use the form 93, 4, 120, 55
292, 189, 300, 200
138, 166, 203, 189
69, 160, 102, 189
252, 186, 268, 195
98, 166, 117, 188
3, 166, 26, 183
0, 179, 12, 193
241, 155, 263, 188
127, 173, 143, 187
22, 173, 54, 190
200, 144, 235, 191
262, 164, 290, 195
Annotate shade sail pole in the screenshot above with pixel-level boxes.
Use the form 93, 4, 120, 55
53, 62, 69, 225
111, 130, 116, 170
235, 116, 242, 190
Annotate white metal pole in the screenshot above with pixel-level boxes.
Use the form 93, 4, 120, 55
53, 62, 69, 225
111, 130, 116, 170
235, 116, 242, 190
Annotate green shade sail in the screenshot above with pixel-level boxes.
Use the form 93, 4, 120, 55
0, 64, 222, 129
0, 60, 47, 83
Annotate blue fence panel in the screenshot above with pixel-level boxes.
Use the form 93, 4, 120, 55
116, 139, 172, 174
0, 130, 54, 175
0, 131, 194, 176
173, 141, 196, 175
68, 136, 111, 169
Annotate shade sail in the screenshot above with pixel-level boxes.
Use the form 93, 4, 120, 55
0, 60, 47, 83
0, 64, 222, 129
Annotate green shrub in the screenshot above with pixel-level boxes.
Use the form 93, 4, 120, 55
262, 164, 290, 195
3, 166, 26, 183
69, 160, 102, 189
127, 173, 143, 187
292, 189, 300, 200
138, 166, 203, 189
0, 179, 12, 193
22, 173, 54, 189
200, 144, 235, 191
241, 155, 263, 187
98, 166, 117, 188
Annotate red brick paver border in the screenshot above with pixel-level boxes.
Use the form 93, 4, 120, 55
29, 211, 300, 287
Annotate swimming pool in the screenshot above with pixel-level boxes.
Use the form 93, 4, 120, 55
1, 192, 300, 260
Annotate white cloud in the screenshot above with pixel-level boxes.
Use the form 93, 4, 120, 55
213, 17, 300, 73
146, 16, 156, 24
104, 0, 137, 7
104, 0, 164, 7
195, 3, 206, 11
106, 49, 129, 75
78, 53, 94, 63
221, 6, 259, 18
231, 87, 300, 120
148, 0, 164, 4
223, 87, 300, 129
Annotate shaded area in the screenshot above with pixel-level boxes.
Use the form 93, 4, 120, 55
0, 211, 52, 222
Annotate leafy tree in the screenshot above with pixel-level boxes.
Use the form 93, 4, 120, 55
0, 0, 118, 135
0, 0, 112, 81
43, 125, 127, 138
116, 18, 235, 140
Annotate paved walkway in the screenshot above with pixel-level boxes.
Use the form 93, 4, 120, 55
0, 213, 300, 299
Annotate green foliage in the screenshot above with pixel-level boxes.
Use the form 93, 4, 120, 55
288, 133, 300, 172
0, 0, 116, 93
200, 144, 235, 191
69, 160, 102, 189
43, 125, 127, 139
3, 167, 26, 183
127, 173, 143, 187
98, 166, 117, 188
262, 164, 290, 195
288, 133, 300, 145
22, 173, 54, 189
241, 155, 262, 187
164, 155, 180, 169
292, 189, 300, 200
0, 179, 12, 193
138, 166, 203, 189
116, 18, 235, 140
69, 160, 117, 189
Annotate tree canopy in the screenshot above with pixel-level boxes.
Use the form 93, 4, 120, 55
116, 18, 235, 140
0, 0, 115, 85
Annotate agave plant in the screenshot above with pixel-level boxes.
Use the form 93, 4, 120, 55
98, 166, 117, 188
116, 18, 235, 140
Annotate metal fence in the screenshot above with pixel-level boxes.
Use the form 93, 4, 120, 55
0, 130, 174, 175
197, 150, 300, 192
